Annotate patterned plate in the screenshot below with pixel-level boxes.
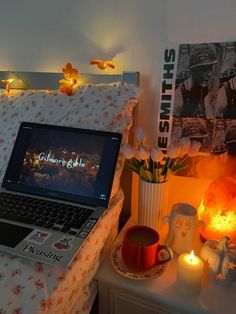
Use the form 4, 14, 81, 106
110, 242, 167, 280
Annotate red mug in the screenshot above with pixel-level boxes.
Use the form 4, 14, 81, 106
122, 225, 173, 271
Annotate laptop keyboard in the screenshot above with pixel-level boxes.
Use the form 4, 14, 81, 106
0, 192, 93, 236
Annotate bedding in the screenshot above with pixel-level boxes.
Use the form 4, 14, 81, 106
0, 81, 141, 313
0, 82, 141, 197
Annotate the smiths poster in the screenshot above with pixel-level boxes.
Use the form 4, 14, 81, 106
157, 41, 236, 179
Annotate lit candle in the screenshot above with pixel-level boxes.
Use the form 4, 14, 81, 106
176, 250, 204, 295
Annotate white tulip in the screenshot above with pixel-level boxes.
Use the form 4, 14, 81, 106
187, 141, 202, 157
150, 147, 164, 162
179, 137, 191, 156
166, 143, 180, 159
135, 127, 146, 144
136, 145, 150, 160
121, 144, 136, 159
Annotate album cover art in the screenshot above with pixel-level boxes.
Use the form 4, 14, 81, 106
158, 41, 236, 179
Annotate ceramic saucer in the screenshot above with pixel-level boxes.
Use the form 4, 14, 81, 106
110, 242, 167, 280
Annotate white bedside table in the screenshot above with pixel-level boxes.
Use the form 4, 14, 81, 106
95, 220, 236, 314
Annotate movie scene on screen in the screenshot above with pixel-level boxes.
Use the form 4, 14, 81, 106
18, 131, 102, 197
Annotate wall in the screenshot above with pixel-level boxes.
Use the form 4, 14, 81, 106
1, 0, 235, 213
2, 0, 235, 143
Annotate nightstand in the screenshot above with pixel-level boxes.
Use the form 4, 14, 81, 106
95, 220, 236, 314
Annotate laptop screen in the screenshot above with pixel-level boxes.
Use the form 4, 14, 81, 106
2, 122, 122, 207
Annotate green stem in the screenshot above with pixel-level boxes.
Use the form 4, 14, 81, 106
157, 161, 161, 182
161, 157, 170, 175
144, 159, 149, 170
169, 154, 189, 173
178, 154, 188, 164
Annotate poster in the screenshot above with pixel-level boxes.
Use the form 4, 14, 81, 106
157, 42, 236, 179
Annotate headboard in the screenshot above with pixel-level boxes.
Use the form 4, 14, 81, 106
0, 70, 140, 227
0, 71, 140, 90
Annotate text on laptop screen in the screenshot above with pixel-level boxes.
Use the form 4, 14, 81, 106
3, 123, 122, 206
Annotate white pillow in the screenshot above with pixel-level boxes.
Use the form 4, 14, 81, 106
0, 82, 141, 198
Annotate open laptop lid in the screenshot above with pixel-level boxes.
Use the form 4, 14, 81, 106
2, 122, 122, 208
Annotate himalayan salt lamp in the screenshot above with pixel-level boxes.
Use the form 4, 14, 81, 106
198, 176, 236, 242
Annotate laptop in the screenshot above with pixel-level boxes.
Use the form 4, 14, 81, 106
0, 122, 122, 267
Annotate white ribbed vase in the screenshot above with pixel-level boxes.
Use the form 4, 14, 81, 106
138, 179, 169, 234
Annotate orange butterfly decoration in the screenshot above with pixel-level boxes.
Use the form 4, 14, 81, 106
90, 59, 115, 70
59, 63, 80, 96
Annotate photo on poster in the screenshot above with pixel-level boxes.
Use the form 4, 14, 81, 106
159, 41, 236, 179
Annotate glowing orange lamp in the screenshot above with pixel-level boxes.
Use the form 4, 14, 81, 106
90, 59, 115, 70
198, 176, 236, 242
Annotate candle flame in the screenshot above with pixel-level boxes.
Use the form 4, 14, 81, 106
189, 250, 195, 262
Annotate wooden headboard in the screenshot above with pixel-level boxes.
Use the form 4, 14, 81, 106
0, 70, 140, 226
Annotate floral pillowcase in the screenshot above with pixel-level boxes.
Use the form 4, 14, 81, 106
0, 82, 141, 198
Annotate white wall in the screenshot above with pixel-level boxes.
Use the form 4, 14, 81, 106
1, 0, 236, 142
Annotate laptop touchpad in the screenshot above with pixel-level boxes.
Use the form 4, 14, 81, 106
0, 221, 33, 248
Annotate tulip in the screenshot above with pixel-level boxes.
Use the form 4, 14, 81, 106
121, 144, 137, 159
187, 141, 202, 157
166, 143, 180, 159
136, 145, 150, 160
135, 127, 146, 144
179, 137, 191, 156
150, 147, 164, 162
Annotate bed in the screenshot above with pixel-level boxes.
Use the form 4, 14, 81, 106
0, 70, 141, 313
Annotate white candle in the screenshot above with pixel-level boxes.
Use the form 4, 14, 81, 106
177, 250, 204, 295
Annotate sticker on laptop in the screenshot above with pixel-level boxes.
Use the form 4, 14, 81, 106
53, 236, 75, 251
22, 245, 63, 263
25, 229, 52, 245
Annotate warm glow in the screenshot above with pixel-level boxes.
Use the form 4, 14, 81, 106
177, 251, 204, 295
1, 79, 14, 94
90, 59, 115, 70
184, 250, 200, 266
189, 250, 195, 262
210, 209, 236, 232
198, 176, 236, 241
198, 199, 236, 240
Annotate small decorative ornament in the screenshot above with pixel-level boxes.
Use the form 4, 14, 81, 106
53, 236, 74, 250
59, 62, 80, 96
90, 59, 115, 70
200, 236, 236, 286
164, 203, 204, 255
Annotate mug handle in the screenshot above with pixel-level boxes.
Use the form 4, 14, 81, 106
157, 245, 173, 265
